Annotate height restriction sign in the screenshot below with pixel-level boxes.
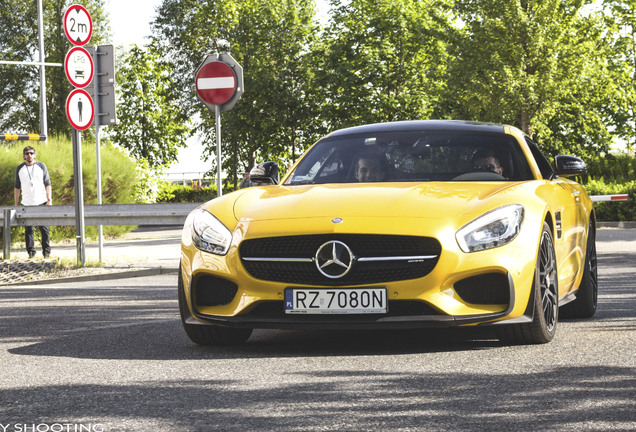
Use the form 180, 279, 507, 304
64, 4, 92, 46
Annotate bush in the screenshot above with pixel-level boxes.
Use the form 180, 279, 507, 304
1, 136, 138, 242
156, 182, 217, 203
155, 180, 239, 203
585, 153, 636, 184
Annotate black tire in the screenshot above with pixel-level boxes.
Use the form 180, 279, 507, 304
178, 265, 252, 346
560, 220, 598, 318
498, 222, 558, 344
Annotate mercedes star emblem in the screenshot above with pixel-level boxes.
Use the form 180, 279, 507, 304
315, 240, 354, 279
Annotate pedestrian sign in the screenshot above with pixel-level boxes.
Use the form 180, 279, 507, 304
66, 88, 95, 131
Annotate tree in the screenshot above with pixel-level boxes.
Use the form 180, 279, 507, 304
604, 0, 636, 153
152, 0, 320, 186
313, 0, 453, 130
0, 0, 110, 136
110, 44, 191, 168
446, 0, 620, 158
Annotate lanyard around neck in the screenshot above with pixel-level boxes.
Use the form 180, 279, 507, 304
25, 164, 36, 183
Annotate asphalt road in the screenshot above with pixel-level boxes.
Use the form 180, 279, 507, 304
0, 229, 634, 432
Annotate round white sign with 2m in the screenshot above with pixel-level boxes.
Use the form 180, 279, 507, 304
64, 46, 94, 88
66, 89, 94, 131
64, 4, 92, 46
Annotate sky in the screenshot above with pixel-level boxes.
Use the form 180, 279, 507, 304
107, 0, 330, 178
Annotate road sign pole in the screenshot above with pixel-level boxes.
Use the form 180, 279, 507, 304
195, 52, 243, 199
37, 0, 47, 136
215, 105, 223, 197
72, 129, 86, 267
63, 4, 92, 268
95, 120, 103, 263
93, 45, 103, 264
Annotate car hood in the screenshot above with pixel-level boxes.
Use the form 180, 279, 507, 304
231, 182, 525, 222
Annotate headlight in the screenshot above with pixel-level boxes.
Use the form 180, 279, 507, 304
456, 204, 524, 253
187, 208, 232, 255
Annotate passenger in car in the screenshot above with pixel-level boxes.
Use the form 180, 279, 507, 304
472, 149, 504, 177
354, 151, 386, 182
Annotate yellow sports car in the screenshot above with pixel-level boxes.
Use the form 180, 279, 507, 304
179, 120, 597, 345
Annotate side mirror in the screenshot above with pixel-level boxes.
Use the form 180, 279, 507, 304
246, 161, 279, 186
554, 155, 587, 177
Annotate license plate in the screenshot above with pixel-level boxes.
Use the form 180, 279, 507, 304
284, 288, 387, 314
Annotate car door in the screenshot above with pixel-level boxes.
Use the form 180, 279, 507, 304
549, 178, 586, 294
526, 140, 585, 296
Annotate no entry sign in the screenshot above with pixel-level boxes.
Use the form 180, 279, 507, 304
193, 52, 244, 198
196, 62, 236, 105
194, 53, 243, 111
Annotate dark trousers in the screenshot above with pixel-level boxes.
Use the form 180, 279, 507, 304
24, 203, 51, 256
25, 225, 51, 256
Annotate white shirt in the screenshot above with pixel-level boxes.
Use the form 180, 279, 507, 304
15, 161, 51, 206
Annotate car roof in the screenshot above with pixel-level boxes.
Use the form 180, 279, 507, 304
327, 120, 507, 138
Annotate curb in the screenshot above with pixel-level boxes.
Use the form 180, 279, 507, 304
597, 221, 636, 229
7, 266, 178, 286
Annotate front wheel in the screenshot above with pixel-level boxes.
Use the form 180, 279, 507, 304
178, 265, 252, 346
498, 222, 558, 344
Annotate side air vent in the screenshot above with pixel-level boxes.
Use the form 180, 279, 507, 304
193, 275, 238, 306
454, 273, 510, 305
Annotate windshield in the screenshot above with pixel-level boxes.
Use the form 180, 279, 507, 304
285, 130, 533, 185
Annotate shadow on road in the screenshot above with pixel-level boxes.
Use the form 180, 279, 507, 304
0, 366, 633, 431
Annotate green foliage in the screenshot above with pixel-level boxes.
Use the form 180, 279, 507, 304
446, 0, 617, 160
156, 182, 217, 203
315, 0, 452, 129
586, 152, 636, 184
3, 0, 636, 202
584, 179, 636, 221
0, 0, 110, 136
604, 1, 636, 154
111, 44, 192, 168
583, 153, 635, 222
0, 136, 138, 241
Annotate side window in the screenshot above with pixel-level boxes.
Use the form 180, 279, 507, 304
525, 138, 554, 179
316, 155, 344, 181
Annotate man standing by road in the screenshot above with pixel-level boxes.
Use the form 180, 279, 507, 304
14, 145, 52, 258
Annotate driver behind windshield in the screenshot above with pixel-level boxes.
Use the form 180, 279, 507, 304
354, 151, 386, 182
472, 150, 504, 176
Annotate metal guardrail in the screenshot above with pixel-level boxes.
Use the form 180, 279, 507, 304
1, 195, 631, 260
1, 203, 201, 260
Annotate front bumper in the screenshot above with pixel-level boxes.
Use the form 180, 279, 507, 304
180, 224, 540, 330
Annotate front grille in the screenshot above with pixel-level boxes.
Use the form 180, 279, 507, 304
240, 234, 441, 286
193, 275, 238, 306
454, 273, 510, 305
